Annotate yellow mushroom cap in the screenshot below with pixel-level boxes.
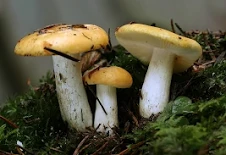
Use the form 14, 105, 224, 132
15, 24, 109, 56
115, 23, 202, 73
83, 66, 133, 88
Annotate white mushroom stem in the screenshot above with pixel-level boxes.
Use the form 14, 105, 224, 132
94, 84, 118, 135
139, 48, 175, 118
52, 55, 92, 131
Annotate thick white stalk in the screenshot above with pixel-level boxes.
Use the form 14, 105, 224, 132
52, 55, 92, 131
94, 84, 118, 135
139, 48, 175, 118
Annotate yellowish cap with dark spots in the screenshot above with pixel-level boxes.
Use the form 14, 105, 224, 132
15, 24, 109, 56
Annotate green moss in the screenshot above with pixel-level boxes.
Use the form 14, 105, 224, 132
0, 73, 69, 154
126, 96, 226, 154
171, 60, 226, 102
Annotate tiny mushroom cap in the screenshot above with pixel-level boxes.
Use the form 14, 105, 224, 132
115, 23, 202, 118
115, 23, 202, 72
83, 66, 133, 88
15, 24, 109, 56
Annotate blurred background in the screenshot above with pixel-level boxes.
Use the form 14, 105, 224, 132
0, 0, 226, 105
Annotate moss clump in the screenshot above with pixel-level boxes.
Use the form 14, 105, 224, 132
126, 96, 226, 154
1, 28, 226, 154
0, 73, 69, 154
184, 60, 226, 101
171, 60, 226, 102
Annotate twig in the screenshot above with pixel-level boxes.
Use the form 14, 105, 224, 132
78, 143, 92, 153
91, 141, 109, 155
16, 146, 24, 155
118, 141, 145, 155
0, 115, 18, 128
94, 123, 101, 131
175, 23, 187, 36
16, 144, 35, 155
176, 76, 194, 97
201, 60, 216, 66
85, 83, 107, 115
214, 51, 226, 65
0, 149, 13, 155
111, 141, 123, 153
73, 135, 89, 155
126, 109, 139, 127
49, 147, 63, 153
170, 19, 175, 33
23, 116, 40, 124
123, 121, 130, 133
44, 47, 80, 62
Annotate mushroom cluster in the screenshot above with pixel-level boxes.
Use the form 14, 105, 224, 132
14, 22, 202, 135
14, 24, 109, 131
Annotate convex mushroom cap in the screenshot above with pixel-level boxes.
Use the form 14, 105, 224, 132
115, 23, 202, 72
15, 24, 109, 56
83, 66, 133, 88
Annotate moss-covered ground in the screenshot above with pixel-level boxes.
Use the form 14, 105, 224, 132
0, 24, 226, 154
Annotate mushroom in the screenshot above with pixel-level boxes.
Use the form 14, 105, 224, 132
83, 66, 133, 134
115, 23, 202, 118
14, 24, 109, 131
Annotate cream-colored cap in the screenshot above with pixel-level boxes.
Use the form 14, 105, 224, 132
15, 24, 109, 56
115, 23, 202, 72
83, 66, 133, 88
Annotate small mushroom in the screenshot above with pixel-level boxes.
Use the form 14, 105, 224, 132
83, 66, 133, 134
115, 23, 202, 118
14, 24, 109, 131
